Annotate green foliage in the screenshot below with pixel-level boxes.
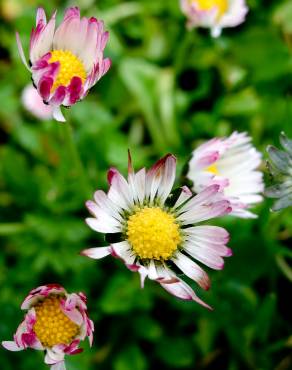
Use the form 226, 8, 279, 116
0, 0, 292, 369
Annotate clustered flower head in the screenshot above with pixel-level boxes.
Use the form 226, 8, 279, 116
180, 0, 248, 37
187, 132, 264, 218
2, 284, 94, 370
82, 153, 232, 308
265, 132, 292, 211
16, 7, 111, 122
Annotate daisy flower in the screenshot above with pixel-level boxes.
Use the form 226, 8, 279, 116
16, 7, 111, 122
265, 132, 292, 211
22, 84, 53, 120
2, 284, 94, 370
187, 132, 264, 218
82, 153, 232, 309
180, 0, 248, 37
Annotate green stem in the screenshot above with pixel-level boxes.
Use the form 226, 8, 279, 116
158, 69, 182, 149
276, 255, 292, 282
62, 122, 92, 198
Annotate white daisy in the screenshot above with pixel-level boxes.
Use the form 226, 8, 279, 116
187, 131, 264, 218
82, 153, 232, 309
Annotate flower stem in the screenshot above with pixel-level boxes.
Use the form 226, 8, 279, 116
62, 121, 92, 199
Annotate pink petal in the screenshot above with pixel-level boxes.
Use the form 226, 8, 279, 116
2, 341, 23, 352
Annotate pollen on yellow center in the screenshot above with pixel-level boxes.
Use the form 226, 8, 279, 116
33, 296, 79, 348
205, 163, 220, 175
191, 0, 228, 16
127, 207, 181, 260
49, 50, 86, 91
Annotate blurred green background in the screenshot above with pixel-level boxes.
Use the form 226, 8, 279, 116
0, 0, 292, 369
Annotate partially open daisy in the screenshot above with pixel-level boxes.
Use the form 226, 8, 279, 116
16, 7, 111, 122
82, 153, 232, 308
2, 284, 94, 370
265, 132, 292, 211
187, 132, 264, 218
180, 0, 248, 37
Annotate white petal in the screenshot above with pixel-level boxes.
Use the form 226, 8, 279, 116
93, 190, 123, 220
172, 251, 210, 289
178, 184, 220, 214
86, 200, 122, 226
108, 170, 134, 210
159, 267, 212, 309
45, 348, 65, 365
86, 217, 121, 233
156, 155, 177, 203
30, 12, 56, 63
178, 200, 231, 224
184, 241, 225, 270
111, 241, 135, 265
81, 246, 111, 259
51, 361, 66, 370
174, 186, 193, 209
52, 106, 66, 122
15, 33, 30, 71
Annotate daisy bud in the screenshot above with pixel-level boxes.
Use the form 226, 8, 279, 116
2, 284, 94, 370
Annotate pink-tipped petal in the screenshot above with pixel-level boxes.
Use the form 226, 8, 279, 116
2, 341, 22, 352
81, 247, 111, 259
16, 32, 30, 71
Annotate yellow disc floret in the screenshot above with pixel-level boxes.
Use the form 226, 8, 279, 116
127, 207, 181, 260
33, 295, 79, 347
205, 163, 219, 175
191, 0, 228, 16
49, 50, 86, 91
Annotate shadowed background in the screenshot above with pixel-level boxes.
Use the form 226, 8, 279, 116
0, 0, 292, 369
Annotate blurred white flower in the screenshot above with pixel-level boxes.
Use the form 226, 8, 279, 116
22, 84, 53, 120
180, 0, 248, 37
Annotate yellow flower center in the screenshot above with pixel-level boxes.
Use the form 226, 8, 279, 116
191, 0, 228, 16
127, 207, 181, 260
33, 296, 79, 348
49, 50, 86, 91
205, 163, 219, 175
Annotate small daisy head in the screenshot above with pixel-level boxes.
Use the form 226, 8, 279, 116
2, 284, 94, 370
187, 132, 264, 219
22, 84, 53, 120
16, 7, 111, 122
180, 0, 248, 37
82, 153, 232, 309
265, 132, 292, 211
